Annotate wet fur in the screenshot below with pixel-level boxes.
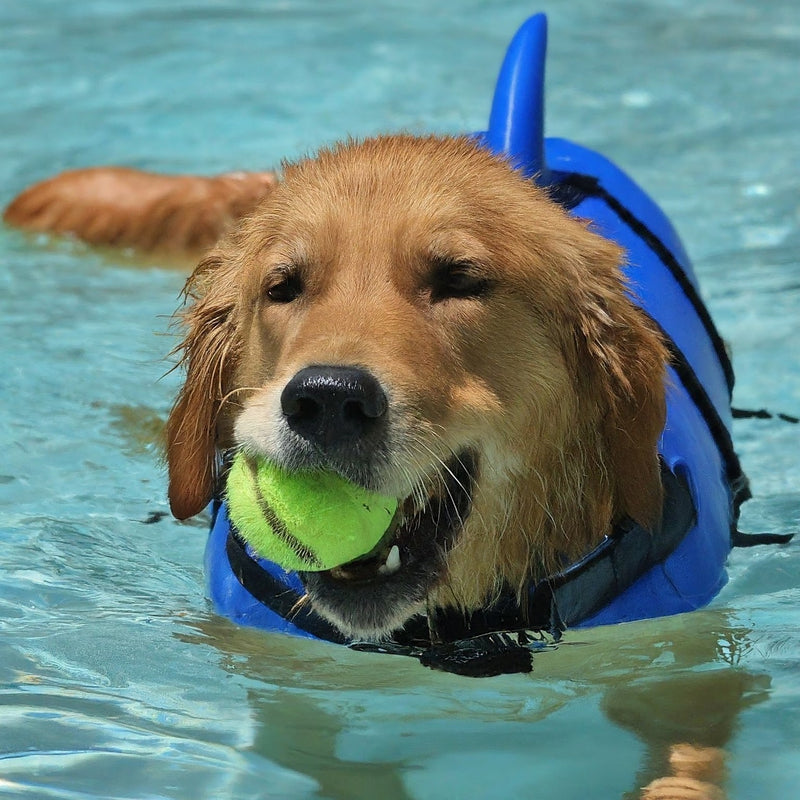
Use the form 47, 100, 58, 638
3, 166, 276, 259
165, 135, 668, 632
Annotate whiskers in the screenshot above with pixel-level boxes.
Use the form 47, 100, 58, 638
288, 592, 313, 620
401, 428, 479, 536
215, 385, 261, 425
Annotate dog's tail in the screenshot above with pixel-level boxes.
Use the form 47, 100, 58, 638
3, 166, 277, 259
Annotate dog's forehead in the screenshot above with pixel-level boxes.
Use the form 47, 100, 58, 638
282, 137, 528, 213
282, 162, 476, 225
266, 139, 545, 260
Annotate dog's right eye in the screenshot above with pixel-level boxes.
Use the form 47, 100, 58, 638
264, 271, 303, 303
429, 258, 491, 303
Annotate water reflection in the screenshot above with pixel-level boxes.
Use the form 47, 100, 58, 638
178, 608, 769, 799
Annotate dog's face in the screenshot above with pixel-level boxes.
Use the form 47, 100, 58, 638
167, 136, 667, 638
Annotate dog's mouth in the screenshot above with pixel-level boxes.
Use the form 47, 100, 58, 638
300, 450, 477, 638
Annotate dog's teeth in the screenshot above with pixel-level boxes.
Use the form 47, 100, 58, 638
378, 545, 401, 576
387, 544, 401, 571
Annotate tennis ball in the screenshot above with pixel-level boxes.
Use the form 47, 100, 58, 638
225, 452, 398, 572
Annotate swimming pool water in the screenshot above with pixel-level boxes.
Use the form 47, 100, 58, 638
1, 1, 798, 798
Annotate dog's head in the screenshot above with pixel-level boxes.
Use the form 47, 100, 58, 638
166, 135, 667, 638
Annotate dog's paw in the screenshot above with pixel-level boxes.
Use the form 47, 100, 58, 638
640, 744, 727, 800
640, 776, 725, 800
667, 744, 726, 783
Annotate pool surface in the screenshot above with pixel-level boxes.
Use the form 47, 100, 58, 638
1, 2, 799, 798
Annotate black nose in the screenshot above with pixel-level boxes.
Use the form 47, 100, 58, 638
280, 365, 388, 450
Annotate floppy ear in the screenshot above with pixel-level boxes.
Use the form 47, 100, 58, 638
566, 230, 669, 529
166, 247, 242, 519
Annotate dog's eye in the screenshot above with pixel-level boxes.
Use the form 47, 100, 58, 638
430, 259, 491, 302
264, 271, 303, 303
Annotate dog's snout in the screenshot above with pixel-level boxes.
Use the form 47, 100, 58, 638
280, 366, 388, 449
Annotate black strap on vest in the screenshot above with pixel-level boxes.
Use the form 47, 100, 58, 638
224, 527, 350, 645
732, 407, 799, 424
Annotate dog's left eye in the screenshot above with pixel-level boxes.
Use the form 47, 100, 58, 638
264, 270, 303, 303
430, 259, 491, 302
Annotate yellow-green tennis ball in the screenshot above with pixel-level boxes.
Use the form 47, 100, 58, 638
225, 453, 398, 572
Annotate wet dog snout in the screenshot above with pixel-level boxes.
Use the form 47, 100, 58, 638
280, 365, 388, 450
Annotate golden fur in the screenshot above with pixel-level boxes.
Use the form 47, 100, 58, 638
3, 166, 276, 258
165, 135, 668, 631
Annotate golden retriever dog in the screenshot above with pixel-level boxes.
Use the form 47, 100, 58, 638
163, 134, 668, 638
5, 136, 741, 800
5, 135, 669, 636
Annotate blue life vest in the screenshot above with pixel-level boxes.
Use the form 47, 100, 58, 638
202, 14, 752, 653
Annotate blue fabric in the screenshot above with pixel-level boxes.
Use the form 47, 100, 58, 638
206, 502, 320, 640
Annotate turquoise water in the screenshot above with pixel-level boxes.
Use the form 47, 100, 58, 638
1, 1, 799, 798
